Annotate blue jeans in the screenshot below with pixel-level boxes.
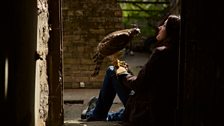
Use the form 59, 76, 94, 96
86, 66, 131, 121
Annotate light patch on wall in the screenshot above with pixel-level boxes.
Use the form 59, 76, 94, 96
4, 58, 8, 99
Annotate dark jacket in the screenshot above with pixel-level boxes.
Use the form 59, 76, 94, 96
121, 46, 178, 126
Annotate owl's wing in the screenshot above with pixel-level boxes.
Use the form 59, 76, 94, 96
97, 33, 130, 56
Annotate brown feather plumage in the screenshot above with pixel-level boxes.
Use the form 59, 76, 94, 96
91, 27, 140, 77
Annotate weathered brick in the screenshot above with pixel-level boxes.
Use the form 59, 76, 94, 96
62, 0, 123, 88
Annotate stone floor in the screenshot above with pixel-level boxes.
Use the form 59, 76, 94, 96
63, 89, 123, 126
63, 52, 151, 126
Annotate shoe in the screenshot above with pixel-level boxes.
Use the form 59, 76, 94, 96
81, 96, 98, 119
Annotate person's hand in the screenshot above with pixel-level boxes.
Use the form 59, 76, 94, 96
113, 59, 128, 69
116, 66, 128, 75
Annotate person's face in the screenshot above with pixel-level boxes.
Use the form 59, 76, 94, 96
156, 19, 167, 42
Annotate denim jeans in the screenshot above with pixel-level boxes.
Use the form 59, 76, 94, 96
86, 66, 132, 121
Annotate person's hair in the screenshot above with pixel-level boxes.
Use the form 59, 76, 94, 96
164, 15, 181, 48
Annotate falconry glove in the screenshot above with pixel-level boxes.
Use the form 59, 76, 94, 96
116, 66, 129, 76
114, 59, 129, 75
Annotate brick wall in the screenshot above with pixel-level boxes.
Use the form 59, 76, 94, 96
62, 0, 123, 88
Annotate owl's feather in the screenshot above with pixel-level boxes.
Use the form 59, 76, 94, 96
91, 27, 140, 77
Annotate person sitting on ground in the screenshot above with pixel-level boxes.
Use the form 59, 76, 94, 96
81, 62, 133, 121
81, 14, 181, 126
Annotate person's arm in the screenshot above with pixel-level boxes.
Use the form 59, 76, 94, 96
119, 48, 166, 92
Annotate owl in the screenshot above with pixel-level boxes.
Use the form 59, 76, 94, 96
91, 27, 141, 77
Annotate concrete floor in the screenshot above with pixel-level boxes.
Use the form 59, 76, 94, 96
63, 89, 123, 126
63, 52, 151, 126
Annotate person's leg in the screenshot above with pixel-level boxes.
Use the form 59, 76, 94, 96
111, 71, 130, 106
86, 66, 130, 121
89, 66, 117, 120
107, 107, 125, 121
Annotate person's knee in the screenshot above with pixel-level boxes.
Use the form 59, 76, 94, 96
106, 66, 116, 75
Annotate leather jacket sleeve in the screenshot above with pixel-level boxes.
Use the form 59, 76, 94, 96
120, 47, 170, 92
